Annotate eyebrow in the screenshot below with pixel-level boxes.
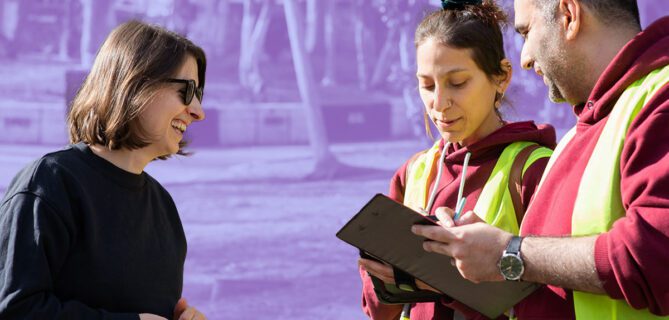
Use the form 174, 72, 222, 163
416, 68, 468, 78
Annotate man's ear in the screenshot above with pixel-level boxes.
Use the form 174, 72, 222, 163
496, 58, 513, 92
559, 0, 582, 40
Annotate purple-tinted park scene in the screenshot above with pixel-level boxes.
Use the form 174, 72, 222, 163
0, 0, 666, 318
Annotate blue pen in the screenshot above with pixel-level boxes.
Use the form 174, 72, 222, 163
453, 197, 467, 221
453, 152, 471, 222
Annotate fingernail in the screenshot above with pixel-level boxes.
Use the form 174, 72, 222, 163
411, 226, 418, 233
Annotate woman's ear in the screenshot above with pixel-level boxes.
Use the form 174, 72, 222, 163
496, 58, 513, 93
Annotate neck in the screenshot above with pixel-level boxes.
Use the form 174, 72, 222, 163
578, 25, 639, 102
459, 116, 504, 147
89, 144, 152, 174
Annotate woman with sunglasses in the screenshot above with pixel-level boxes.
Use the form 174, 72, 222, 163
0, 21, 207, 320
357, 1, 556, 319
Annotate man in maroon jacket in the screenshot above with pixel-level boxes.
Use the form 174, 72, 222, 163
412, 0, 669, 318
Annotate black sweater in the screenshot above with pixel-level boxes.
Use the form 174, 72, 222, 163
0, 143, 186, 319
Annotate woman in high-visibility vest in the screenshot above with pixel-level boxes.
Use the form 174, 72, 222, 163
358, 0, 556, 319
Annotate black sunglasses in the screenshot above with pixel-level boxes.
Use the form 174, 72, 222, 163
164, 78, 203, 105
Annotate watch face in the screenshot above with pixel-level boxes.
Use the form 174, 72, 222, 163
499, 254, 524, 280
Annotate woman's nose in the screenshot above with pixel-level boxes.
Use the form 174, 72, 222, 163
187, 99, 205, 121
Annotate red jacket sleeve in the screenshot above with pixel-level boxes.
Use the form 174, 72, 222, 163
360, 265, 403, 319
388, 160, 409, 204
594, 86, 669, 315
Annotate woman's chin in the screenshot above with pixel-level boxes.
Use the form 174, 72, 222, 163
438, 132, 460, 144
154, 143, 179, 158
167, 145, 180, 156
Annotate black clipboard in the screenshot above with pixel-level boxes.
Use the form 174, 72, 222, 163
337, 194, 538, 319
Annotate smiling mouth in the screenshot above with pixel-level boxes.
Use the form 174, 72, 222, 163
171, 120, 187, 134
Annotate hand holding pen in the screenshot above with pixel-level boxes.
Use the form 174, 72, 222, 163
433, 205, 483, 227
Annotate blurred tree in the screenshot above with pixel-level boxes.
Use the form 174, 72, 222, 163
239, 0, 271, 96
0, 0, 19, 59
304, 0, 320, 54
320, 0, 336, 86
80, 0, 114, 67
283, 0, 340, 179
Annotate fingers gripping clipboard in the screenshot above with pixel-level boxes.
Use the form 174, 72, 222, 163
336, 194, 538, 319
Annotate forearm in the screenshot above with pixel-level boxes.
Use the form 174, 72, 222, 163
521, 235, 605, 294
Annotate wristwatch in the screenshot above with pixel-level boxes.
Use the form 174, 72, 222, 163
499, 236, 524, 281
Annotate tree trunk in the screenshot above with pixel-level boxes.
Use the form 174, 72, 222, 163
239, 0, 269, 93
282, 0, 341, 179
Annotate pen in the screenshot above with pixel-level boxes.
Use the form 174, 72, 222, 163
456, 152, 472, 203
453, 197, 467, 221
453, 152, 471, 222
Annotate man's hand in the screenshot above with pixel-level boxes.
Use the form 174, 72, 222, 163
174, 298, 207, 320
433, 207, 484, 227
416, 211, 606, 293
358, 258, 441, 293
412, 218, 512, 283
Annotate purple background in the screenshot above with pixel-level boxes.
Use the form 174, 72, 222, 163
0, 0, 666, 318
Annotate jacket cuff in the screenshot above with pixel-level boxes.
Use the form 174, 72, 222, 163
594, 233, 624, 299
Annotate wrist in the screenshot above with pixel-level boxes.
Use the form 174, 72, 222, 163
498, 236, 525, 281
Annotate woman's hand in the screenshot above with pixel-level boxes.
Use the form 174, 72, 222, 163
174, 298, 207, 320
359, 258, 441, 293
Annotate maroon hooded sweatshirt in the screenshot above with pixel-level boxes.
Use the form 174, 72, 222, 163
361, 121, 556, 320
517, 17, 669, 319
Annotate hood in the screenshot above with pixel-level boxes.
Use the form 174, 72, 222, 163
439, 121, 557, 163
577, 16, 669, 125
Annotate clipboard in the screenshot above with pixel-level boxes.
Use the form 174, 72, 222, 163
337, 194, 538, 319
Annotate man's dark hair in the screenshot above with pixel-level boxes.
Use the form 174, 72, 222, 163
536, 0, 640, 30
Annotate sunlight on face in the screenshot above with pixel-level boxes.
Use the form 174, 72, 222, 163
139, 55, 205, 159
515, 0, 569, 103
416, 38, 504, 146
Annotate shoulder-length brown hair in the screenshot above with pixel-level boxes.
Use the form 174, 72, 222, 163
68, 20, 206, 158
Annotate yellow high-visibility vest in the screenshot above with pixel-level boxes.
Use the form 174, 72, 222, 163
404, 140, 552, 234
532, 64, 669, 319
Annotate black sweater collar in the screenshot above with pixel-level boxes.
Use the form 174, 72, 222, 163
72, 142, 147, 189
